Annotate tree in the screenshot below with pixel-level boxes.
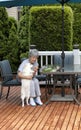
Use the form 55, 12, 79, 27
0, 7, 19, 71
4, 17, 19, 71
18, 6, 31, 58
0, 7, 9, 60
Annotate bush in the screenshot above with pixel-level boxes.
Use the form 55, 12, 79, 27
0, 7, 19, 71
69, 3, 81, 50
29, 6, 73, 51
18, 6, 30, 56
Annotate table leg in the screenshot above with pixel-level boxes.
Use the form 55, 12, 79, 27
61, 75, 65, 97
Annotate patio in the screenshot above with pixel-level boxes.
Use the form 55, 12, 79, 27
0, 86, 81, 130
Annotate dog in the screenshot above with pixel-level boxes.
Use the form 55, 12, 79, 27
21, 63, 34, 107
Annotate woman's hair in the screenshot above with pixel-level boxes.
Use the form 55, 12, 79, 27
29, 49, 39, 58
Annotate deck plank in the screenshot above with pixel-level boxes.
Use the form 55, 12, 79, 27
0, 86, 81, 130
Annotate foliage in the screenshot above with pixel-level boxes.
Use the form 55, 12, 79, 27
0, 7, 9, 60
0, 7, 19, 71
29, 6, 73, 51
20, 51, 29, 59
18, 6, 31, 58
4, 17, 19, 71
0, 7, 9, 37
1, 4, 81, 71
68, 3, 81, 50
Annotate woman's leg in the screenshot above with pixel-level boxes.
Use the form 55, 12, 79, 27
33, 78, 43, 105
30, 78, 43, 106
30, 80, 36, 97
30, 78, 41, 97
33, 78, 41, 97
30, 80, 36, 106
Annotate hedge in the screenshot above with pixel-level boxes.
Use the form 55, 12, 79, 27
69, 3, 81, 50
29, 6, 73, 51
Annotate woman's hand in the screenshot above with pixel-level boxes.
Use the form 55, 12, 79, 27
33, 66, 38, 75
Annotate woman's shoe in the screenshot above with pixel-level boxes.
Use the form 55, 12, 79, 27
30, 98, 36, 106
35, 97, 43, 105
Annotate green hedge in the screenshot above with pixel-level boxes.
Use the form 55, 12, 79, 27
69, 4, 81, 50
29, 6, 73, 51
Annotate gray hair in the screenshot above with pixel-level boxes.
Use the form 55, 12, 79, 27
29, 49, 39, 58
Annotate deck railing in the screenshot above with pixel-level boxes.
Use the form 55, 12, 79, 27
38, 48, 81, 68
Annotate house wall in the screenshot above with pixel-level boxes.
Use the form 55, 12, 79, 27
6, 7, 18, 20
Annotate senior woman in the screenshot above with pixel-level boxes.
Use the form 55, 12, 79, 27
18, 49, 43, 106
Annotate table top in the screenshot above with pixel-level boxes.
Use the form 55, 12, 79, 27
41, 64, 81, 75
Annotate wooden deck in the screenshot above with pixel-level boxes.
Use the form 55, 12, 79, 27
0, 86, 81, 130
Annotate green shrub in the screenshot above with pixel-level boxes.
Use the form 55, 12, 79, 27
69, 3, 81, 50
29, 6, 73, 51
